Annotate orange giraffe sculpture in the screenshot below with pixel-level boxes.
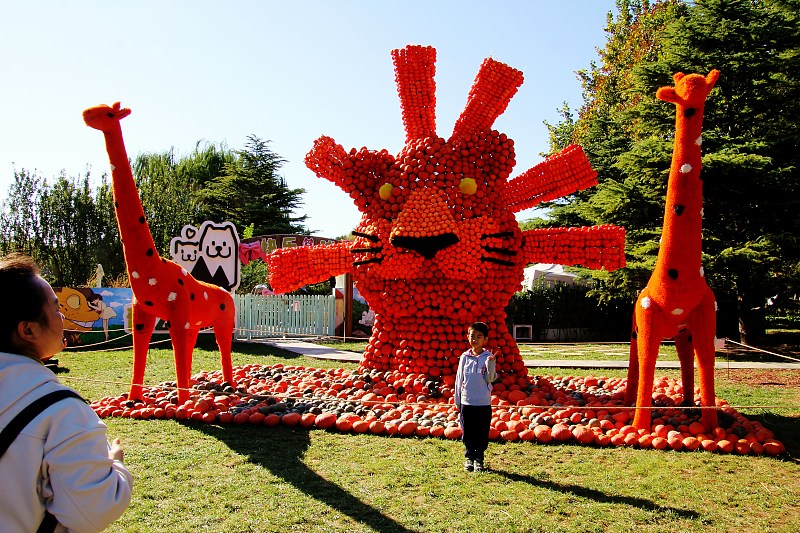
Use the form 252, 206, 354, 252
625, 70, 720, 431
83, 102, 236, 404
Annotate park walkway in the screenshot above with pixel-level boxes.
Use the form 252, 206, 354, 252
260, 338, 800, 370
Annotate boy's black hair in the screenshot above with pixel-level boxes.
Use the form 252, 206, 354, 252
468, 321, 489, 337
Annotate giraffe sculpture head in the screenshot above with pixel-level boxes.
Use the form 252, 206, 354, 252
656, 70, 719, 108
82, 102, 131, 132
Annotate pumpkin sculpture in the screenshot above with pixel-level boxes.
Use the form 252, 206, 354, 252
268, 45, 626, 382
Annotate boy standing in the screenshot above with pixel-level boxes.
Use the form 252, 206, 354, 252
454, 321, 497, 472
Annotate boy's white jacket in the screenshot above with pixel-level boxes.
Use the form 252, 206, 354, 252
0, 352, 132, 533
454, 349, 497, 408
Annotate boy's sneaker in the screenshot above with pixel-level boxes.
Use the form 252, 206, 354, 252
473, 461, 485, 472
463, 459, 474, 471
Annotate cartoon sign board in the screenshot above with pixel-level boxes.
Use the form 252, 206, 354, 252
55, 287, 131, 345
170, 221, 241, 292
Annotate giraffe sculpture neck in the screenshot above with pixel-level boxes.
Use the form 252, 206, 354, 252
102, 126, 160, 269
647, 71, 717, 311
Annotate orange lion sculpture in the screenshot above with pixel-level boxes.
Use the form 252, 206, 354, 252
268, 45, 626, 383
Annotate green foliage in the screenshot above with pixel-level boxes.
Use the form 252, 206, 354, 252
505, 283, 632, 341
1, 137, 307, 285
546, 0, 800, 340
0, 169, 113, 285
241, 223, 256, 240
238, 260, 270, 294
199, 136, 308, 236
296, 278, 334, 296
133, 142, 236, 253
0, 168, 44, 258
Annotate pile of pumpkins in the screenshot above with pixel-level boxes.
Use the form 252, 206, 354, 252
90, 363, 785, 456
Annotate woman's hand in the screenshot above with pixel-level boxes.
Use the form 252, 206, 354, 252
108, 438, 124, 462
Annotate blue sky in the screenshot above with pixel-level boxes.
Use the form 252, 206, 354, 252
0, 1, 616, 239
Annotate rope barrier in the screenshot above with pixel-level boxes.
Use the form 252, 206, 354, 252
723, 339, 800, 364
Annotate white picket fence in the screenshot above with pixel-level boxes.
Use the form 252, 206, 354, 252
234, 294, 336, 340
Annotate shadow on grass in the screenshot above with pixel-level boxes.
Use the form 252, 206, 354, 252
492, 468, 699, 519
193, 424, 417, 533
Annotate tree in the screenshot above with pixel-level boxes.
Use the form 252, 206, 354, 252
1, 136, 307, 286
0, 168, 44, 259
542, 0, 800, 342
37, 173, 104, 286
0, 168, 113, 286
200, 136, 308, 236
133, 142, 235, 253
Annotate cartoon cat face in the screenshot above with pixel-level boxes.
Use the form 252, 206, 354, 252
176, 242, 198, 263
195, 221, 241, 291
200, 226, 236, 259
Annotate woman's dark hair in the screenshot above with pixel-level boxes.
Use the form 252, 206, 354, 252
0, 253, 48, 353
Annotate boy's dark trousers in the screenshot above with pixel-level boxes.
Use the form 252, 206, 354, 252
459, 404, 492, 462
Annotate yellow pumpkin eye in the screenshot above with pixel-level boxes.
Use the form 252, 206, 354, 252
459, 177, 477, 195
66, 294, 82, 309
379, 183, 394, 200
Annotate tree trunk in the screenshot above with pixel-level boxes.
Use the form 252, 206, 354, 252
738, 299, 766, 346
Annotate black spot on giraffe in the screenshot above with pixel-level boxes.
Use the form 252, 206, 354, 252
138, 216, 145, 224
178, 279, 184, 285
673, 205, 685, 216
684, 107, 696, 118
190, 293, 195, 301
688, 335, 693, 343
220, 303, 226, 311
668, 269, 679, 280
135, 324, 144, 331
632, 331, 638, 340
144, 301, 153, 307
146, 248, 154, 257
161, 258, 167, 264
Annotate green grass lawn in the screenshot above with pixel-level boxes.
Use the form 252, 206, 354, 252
56, 339, 800, 533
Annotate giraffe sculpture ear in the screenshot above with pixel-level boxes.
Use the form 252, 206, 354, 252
656, 86, 679, 104
111, 102, 132, 120
656, 73, 685, 104
706, 69, 720, 92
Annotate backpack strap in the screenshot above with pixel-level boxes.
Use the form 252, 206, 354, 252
0, 389, 86, 533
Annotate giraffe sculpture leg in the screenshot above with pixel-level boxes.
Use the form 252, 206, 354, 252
631, 300, 666, 431
688, 289, 719, 430
674, 329, 696, 408
213, 318, 235, 388
169, 324, 200, 405
624, 317, 640, 406
130, 303, 157, 402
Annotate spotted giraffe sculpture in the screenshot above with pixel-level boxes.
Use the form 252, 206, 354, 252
83, 102, 236, 404
625, 71, 720, 431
